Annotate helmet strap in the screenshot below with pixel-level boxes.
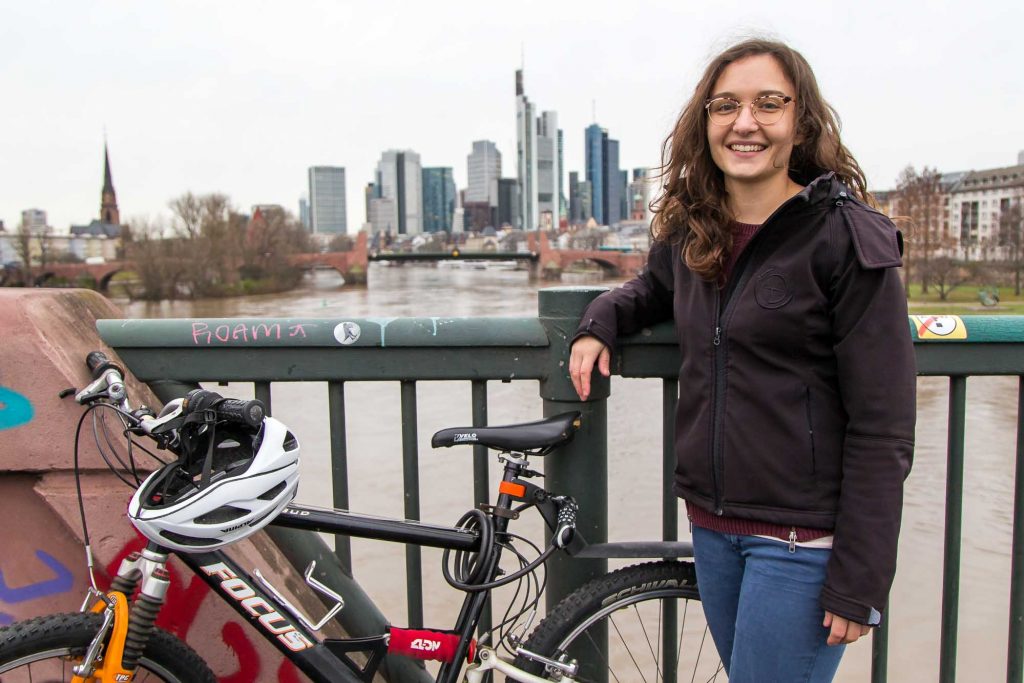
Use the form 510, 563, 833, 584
199, 421, 217, 490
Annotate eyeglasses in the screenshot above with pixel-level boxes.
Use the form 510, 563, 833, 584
705, 95, 794, 126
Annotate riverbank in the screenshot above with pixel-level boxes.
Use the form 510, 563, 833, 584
907, 284, 1024, 315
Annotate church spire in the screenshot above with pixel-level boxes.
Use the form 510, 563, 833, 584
100, 142, 120, 225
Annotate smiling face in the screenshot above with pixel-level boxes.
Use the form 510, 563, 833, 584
706, 53, 800, 194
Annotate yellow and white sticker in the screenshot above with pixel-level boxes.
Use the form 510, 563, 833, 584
911, 315, 967, 340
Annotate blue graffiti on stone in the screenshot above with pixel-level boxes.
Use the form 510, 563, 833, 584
0, 550, 74, 605
0, 387, 33, 431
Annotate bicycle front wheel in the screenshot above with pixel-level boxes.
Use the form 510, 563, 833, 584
515, 560, 724, 682
0, 612, 216, 682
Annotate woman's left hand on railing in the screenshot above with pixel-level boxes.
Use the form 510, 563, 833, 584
569, 336, 610, 401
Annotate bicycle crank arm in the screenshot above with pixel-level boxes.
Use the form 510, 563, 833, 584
464, 647, 578, 683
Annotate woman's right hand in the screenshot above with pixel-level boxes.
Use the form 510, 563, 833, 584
569, 336, 610, 401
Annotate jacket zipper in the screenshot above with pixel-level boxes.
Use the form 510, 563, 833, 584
707, 187, 819, 516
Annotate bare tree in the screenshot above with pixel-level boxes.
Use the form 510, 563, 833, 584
123, 217, 181, 300
895, 166, 943, 295
13, 221, 34, 282
241, 208, 308, 283
168, 192, 246, 297
998, 201, 1024, 295
35, 224, 54, 270
919, 239, 985, 302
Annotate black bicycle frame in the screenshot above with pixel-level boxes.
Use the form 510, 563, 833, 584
176, 500, 505, 683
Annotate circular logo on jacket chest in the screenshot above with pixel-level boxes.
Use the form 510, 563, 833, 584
754, 269, 792, 309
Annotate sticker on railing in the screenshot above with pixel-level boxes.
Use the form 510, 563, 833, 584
334, 322, 361, 345
911, 315, 967, 340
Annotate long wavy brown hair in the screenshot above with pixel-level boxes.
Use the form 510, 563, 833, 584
652, 39, 871, 281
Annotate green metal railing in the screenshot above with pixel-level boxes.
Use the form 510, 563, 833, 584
97, 288, 1024, 682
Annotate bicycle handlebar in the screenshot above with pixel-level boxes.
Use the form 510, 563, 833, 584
77, 352, 266, 432
85, 350, 124, 380
182, 389, 266, 429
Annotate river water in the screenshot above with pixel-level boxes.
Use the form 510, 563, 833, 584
119, 266, 1019, 682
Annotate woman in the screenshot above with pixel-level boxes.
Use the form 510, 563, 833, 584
569, 39, 916, 682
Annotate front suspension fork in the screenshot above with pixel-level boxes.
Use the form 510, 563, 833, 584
73, 549, 172, 682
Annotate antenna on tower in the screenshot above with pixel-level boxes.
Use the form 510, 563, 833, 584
592, 100, 596, 123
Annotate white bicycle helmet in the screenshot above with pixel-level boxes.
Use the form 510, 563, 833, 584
128, 416, 299, 552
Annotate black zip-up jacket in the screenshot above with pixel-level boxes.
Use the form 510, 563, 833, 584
575, 173, 916, 624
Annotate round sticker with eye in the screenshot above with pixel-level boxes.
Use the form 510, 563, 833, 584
912, 315, 967, 340
334, 322, 361, 345
754, 269, 792, 309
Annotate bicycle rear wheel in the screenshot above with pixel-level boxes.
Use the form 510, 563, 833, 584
0, 612, 216, 682
515, 560, 724, 682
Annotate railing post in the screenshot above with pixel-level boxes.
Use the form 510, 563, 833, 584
538, 287, 610, 610
1008, 376, 1024, 683
940, 375, 967, 683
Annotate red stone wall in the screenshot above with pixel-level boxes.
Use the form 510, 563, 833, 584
0, 289, 332, 682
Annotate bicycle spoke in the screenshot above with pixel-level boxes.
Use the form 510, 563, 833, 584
703, 659, 726, 683
583, 628, 622, 683
628, 601, 664, 680
683, 599, 694, 683
609, 613, 649, 682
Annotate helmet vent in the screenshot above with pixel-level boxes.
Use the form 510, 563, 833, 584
159, 530, 218, 547
258, 481, 287, 501
195, 505, 249, 525
283, 432, 299, 451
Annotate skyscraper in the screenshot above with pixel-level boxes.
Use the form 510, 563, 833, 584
629, 168, 652, 221
467, 141, 501, 206
497, 178, 520, 228
308, 166, 348, 234
422, 167, 456, 233
516, 70, 564, 231
376, 150, 423, 235
537, 111, 561, 228
515, 70, 538, 230
585, 125, 605, 225
584, 124, 624, 226
298, 196, 310, 229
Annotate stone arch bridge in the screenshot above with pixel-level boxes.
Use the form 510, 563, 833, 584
3, 230, 647, 290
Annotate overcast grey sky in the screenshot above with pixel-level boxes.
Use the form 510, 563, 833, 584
2, 0, 1021, 233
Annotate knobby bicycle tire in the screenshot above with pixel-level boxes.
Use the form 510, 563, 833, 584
514, 560, 725, 682
0, 611, 216, 682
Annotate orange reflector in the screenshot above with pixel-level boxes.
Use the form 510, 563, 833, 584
499, 481, 527, 498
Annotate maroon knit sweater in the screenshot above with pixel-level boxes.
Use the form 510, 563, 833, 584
690, 221, 832, 543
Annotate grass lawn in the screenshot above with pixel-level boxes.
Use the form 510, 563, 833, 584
907, 283, 1024, 315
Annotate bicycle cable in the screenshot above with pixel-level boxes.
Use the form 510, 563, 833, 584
442, 508, 495, 589
443, 509, 557, 593
71, 402, 174, 590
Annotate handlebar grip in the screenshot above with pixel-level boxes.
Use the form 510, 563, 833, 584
215, 398, 266, 428
85, 351, 124, 380
183, 389, 265, 428
85, 351, 108, 372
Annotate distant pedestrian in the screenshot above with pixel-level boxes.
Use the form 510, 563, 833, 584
569, 38, 916, 682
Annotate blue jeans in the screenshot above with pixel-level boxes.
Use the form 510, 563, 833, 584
692, 526, 845, 683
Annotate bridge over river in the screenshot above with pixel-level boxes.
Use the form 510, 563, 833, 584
3, 230, 648, 290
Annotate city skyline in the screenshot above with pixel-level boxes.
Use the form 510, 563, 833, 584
2, 0, 1021, 232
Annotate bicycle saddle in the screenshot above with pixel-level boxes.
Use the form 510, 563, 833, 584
431, 411, 581, 452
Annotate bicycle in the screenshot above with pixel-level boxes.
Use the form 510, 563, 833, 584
0, 351, 722, 682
